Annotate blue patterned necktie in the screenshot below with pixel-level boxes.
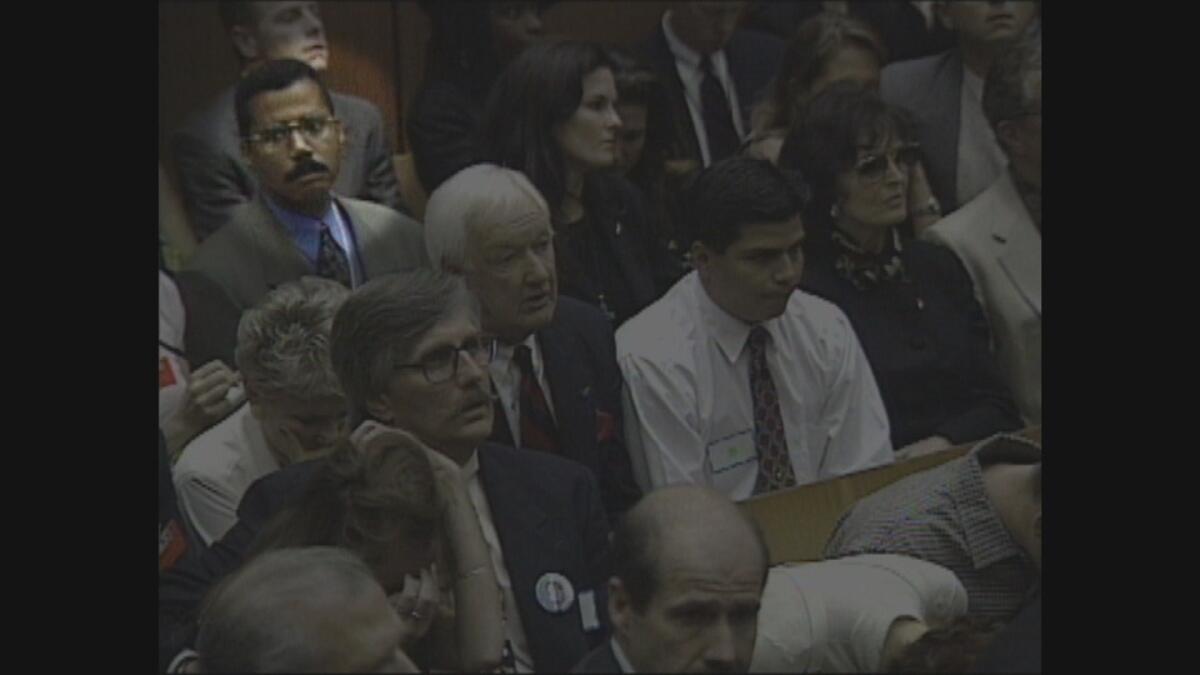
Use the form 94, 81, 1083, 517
749, 326, 797, 494
316, 223, 352, 288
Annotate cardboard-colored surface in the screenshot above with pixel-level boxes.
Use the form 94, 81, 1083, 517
741, 427, 1041, 565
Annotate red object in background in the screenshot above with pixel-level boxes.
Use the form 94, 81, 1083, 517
596, 410, 617, 443
159, 356, 178, 389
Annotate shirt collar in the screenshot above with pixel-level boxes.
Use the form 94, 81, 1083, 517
263, 193, 339, 239
662, 10, 723, 72
462, 448, 482, 481
610, 638, 637, 674
691, 272, 783, 365
952, 451, 1028, 570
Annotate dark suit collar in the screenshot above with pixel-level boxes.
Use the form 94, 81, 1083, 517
536, 319, 592, 458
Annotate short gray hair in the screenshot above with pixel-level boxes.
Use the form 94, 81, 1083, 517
982, 34, 1042, 144
330, 268, 479, 426
423, 163, 551, 271
235, 276, 350, 404
195, 546, 379, 672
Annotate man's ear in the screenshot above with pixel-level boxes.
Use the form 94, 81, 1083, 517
230, 25, 260, 63
365, 393, 396, 425
608, 577, 633, 634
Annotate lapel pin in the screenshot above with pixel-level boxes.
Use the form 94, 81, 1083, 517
535, 572, 576, 614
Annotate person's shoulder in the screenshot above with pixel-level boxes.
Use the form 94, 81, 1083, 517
882, 49, 954, 82
616, 278, 697, 361
783, 290, 856, 342
339, 196, 417, 229
482, 442, 595, 484
329, 90, 383, 122
553, 296, 614, 336
175, 84, 237, 140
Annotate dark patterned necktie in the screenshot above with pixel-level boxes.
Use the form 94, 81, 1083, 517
514, 345, 559, 453
316, 223, 352, 288
699, 54, 740, 163
748, 326, 797, 494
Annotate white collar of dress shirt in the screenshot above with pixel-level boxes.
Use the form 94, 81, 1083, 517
610, 637, 637, 673
495, 333, 541, 373
662, 9, 726, 73
691, 272, 784, 365
462, 447, 482, 480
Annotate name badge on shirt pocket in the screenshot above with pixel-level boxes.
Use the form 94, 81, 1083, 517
707, 428, 756, 474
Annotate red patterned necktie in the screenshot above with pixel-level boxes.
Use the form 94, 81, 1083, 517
748, 326, 797, 494
316, 223, 352, 288
514, 345, 559, 453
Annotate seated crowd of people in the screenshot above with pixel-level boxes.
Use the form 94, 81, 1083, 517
159, 2, 1042, 672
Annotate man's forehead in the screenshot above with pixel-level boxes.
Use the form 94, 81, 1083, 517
410, 307, 481, 355
249, 80, 330, 120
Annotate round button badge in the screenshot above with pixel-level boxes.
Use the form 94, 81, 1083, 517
535, 572, 576, 614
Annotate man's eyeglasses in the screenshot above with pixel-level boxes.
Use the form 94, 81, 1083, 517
394, 336, 498, 385
245, 116, 340, 153
853, 144, 922, 182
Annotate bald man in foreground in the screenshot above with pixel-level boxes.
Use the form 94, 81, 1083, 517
572, 486, 769, 673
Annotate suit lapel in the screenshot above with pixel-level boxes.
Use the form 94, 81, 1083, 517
537, 326, 593, 467
649, 25, 702, 165
478, 447, 575, 670
244, 196, 311, 289
337, 197, 374, 279
990, 176, 1042, 317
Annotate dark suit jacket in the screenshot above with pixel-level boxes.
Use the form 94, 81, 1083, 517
407, 77, 488, 194
182, 194, 427, 366
572, 641, 623, 673
881, 49, 965, 212
491, 297, 642, 522
171, 85, 404, 240
158, 443, 611, 673
639, 22, 785, 168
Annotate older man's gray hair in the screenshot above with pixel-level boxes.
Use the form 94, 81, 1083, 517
423, 163, 551, 271
235, 276, 350, 404
195, 546, 380, 671
982, 34, 1042, 144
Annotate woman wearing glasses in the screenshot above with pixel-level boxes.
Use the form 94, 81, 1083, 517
779, 83, 1021, 459
477, 40, 662, 326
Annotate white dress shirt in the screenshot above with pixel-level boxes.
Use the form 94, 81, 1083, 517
751, 554, 969, 673
489, 335, 557, 449
173, 404, 280, 545
616, 272, 892, 501
955, 68, 1008, 207
463, 452, 535, 673
662, 11, 747, 167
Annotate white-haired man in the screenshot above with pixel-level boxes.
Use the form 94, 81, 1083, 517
423, 163, 642, 520
172, 276, 349, 544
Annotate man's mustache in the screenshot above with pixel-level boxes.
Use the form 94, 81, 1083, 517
286, 159, 330, 182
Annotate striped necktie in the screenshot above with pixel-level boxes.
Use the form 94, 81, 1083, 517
514, 344, 559, 453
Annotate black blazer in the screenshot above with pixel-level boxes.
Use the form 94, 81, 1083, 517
571, 641, 623, 673
158, 443, 612, 673
639, 23, 785, 168
490, 297, 642, 522
800, 237, 1022, 448
562, 173, 662, 326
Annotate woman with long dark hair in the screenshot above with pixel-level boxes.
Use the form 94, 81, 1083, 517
477, 39, 661, 325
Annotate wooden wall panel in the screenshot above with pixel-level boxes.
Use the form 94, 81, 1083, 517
543, 1, 673, 46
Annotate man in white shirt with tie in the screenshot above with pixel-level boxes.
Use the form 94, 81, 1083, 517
617, 158, 892, 500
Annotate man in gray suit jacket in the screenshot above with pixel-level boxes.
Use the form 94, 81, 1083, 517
171, 1, 402, 241
881, 1, 1038, 213
185, 59, 426, 366
924, 36, 1041, 424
